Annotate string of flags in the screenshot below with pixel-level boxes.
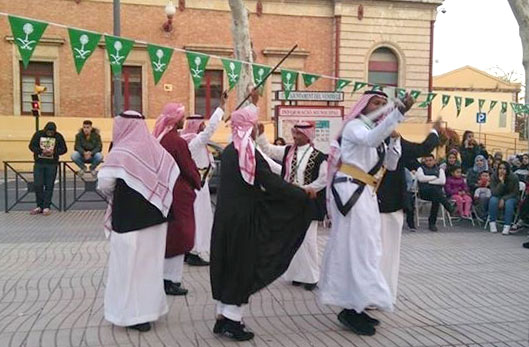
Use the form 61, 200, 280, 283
3, 12, 529, 116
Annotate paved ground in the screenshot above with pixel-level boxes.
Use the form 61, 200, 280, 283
0, 210, 528, 347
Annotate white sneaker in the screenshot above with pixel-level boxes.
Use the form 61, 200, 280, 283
489, 222, 497, 233
502, 225, 511, 235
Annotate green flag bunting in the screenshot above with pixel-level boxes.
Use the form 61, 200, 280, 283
353, 82, 368, 93
302, 73, 320, 88
104, 35, 134, 75
455, 96, 462, 117
478, 99, 485, 112
221, 58, 242, 91
441, 95, 451, 108
281, 69, 298, 99
410, 90, 421, 100
465, 97, 474, 108
489, 100, 498, 113
252, 64, 272, 87
396, 88, 407, 99
68, 28, 101, 74
186, 52, 210, 89
335, 79, 351, 92
418, 93, 436, 108
501, 102, 507, 114
9, 15, 48, 68
147, 44, 173, 85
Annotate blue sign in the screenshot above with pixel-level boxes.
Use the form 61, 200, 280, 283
476, 112, 487, 124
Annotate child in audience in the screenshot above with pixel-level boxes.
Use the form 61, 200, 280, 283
473, 171, 492, 221
445, 166, 472, 218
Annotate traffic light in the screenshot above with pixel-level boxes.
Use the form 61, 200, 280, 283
31, 94, 40, 117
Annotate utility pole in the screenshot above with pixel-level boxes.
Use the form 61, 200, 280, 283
113, 0, 122, 116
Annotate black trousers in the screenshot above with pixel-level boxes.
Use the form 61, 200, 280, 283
33, 163, 58, 209
419, 185, 452, 226
404, 191, 416, 228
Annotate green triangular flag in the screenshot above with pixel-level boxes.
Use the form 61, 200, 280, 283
302, 73, 320, 88
465, 97, 474, 108
372, 85, 383, 91
478, 99, 485, 112
455, 96, 462, 117
252, 64, 272, 87
418, 93, 437, 108
396, 88, 407, 99
9, 16, 48, 69
410, 90, 421, 100
104, 35, 134, 75
147, 44, 173, 85
221, 58, 242, 91
441, 95, 451, 108
335, 79, 352, 92
489, 100, 498, 113
281, 69, 298, 100
186, 52, 210, 89
511, 102, 521, 114
68, 28, 101, 74
353, 82, 368, 93
501, 102, 507, 114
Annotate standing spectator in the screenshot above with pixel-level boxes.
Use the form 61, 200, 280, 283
473, 171, 491, 221
439, 149, 460, 177
445, 166, 472, 218
514, 153, 529, 183
488, 161, 519, 235
466, 155, 489, 193
28, 122, 67, 216
274, 137, 286, 146
459, 130, 487, 173
71, 120, 103, 176
416, 154, 455, 231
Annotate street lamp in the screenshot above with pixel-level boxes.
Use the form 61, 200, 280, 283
163, 1, 177, 32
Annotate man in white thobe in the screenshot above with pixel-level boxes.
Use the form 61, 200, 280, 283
319, 90, 414, 336
257, 122, 327, 290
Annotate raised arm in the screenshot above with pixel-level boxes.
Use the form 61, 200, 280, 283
188, 107, 224, 152
256, 133, 287, 161
343, 108, 404, 148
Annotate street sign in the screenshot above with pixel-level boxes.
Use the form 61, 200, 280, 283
476, 112, 487, 124
276, 91, 344, 102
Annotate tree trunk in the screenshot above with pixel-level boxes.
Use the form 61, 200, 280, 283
508, 0, 529, 104
228, 0, 254, 106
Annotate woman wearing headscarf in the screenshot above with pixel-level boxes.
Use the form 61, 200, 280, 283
318, 90, 413, 337
153, 103, 202, 297
210, 90, 313, 341
97, 111, 179, 332
466, 155, 489, 193
179, 93, 226, 266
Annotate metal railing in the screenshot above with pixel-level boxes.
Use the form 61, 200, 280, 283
62, 162, 107, 211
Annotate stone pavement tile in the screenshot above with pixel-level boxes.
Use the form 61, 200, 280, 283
287, 313, 340, 333
448, 322, 527, 345
82, 325, 141, 346
32, 298, 93, 331
0, 331, 28, 347
279, 299, 334, 317
24, 327, 84, 347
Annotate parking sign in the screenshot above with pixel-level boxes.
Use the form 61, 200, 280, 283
476, 112, 487, 124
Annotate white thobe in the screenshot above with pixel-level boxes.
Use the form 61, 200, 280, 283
318, 110, 403, 313
98, 177, 168, 326
187, 107, 224, 258
256, 137, 327, 284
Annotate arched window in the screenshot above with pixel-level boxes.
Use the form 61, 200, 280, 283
368, 47, 399, 87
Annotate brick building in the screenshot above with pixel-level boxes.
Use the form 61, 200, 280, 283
0, 0, 441, 121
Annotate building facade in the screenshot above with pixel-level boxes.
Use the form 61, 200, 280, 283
0, 0, 441, 121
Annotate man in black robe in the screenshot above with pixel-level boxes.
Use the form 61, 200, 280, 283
210, 92, 313, 341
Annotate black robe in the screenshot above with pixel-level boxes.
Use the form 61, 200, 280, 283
210, 143, 312, 305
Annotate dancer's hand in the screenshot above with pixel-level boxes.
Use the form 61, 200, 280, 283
219, 90, 228, 110
304, 187, 317, 199
398, 93, 415, 114
257, 123, 265, 136
390, 131, 400, 138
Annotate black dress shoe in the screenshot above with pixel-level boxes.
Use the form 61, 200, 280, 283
523, 241, 529, 249
337, 309, 376, 336
214, 317, 254, 341
128, 322, 151, 332
304, 283, 318, 291
164, 280, 188, 296
428, 224, 438, 232
185, 253, 210, 266
292, 281, 302, 287
360, 311, 380, 326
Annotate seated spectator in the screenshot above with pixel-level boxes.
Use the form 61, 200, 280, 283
511, 182, 529, 232
491, 157, 501, 175
459, 130, 488, 174
514, 153, 529, 183
488, 161, 519, 235
466, 155, 489, 193
508, 155, 521, 172
439, 149, 461, 177
493, 151, 503, 162
274, 137, 286, 146
473, 171, 491, 221
416, 154, 456, 231
445, 166, 472, 218
71, 120, 103, 176
404, 167, 417, 232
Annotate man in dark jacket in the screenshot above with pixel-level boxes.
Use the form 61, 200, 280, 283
377, 121, 441, 304
71, 120, 103, 175
28, 122, 67, 215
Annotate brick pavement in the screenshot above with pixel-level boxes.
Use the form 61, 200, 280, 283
0, 210, 528, 347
